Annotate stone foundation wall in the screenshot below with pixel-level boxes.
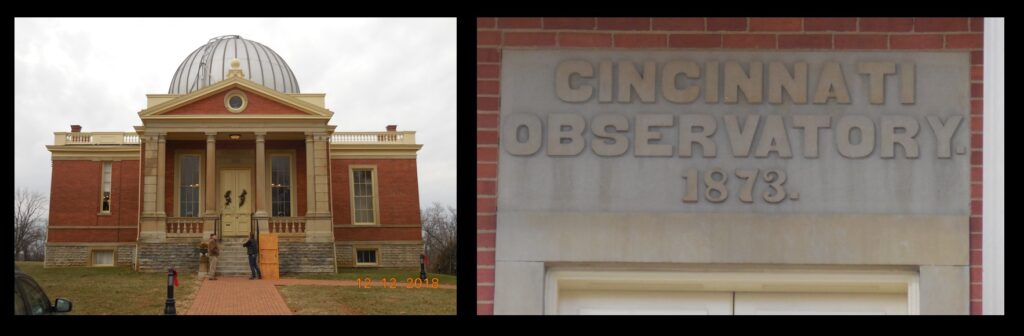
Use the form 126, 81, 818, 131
44, 245, 88, 267
279, 242, 335, 274
336, 242, 423, 268
44, 244, 136, 268
116, 245, 136, 268
137, 242, 200, 272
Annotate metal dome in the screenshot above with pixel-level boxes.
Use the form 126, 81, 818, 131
169, 35, 300, 94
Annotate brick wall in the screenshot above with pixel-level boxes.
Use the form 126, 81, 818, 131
476, 17, 984, 315
330, 159, 422, 241
162, 88, 307, 115
48, 159, 140, 243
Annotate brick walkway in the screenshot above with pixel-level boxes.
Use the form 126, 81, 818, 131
269, 278, 457, 289
186, 277, 293, 315
186, 277, 458, 315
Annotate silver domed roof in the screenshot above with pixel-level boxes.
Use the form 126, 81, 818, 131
169, 35, 299, 94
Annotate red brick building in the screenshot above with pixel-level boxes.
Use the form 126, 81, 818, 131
478, 17, 1002, 315
45, 35, 424, 275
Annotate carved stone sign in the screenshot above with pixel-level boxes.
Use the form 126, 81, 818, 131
498, 50, 970, 215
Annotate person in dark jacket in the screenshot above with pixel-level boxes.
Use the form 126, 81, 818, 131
242, 233, 262, 280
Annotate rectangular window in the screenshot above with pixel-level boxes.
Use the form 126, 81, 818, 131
91, 250, 114, 266
271, 155, 291, 217
352, 169, 375, 224
101, 162, 112, 213
179, 155, 200, 217
356, 249, 378, 265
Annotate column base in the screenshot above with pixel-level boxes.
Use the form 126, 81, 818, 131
203, 215, 218, 237
253, 214, 270, 233
139, 215, 167, 242
304, 217, 334, 242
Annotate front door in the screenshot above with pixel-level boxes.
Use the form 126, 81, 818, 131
220, 169, 252, 236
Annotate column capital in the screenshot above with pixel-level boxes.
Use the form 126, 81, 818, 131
205, 131, 218, 136
254, 131, 267, 136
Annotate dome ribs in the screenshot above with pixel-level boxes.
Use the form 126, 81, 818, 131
168, 35, 299, 94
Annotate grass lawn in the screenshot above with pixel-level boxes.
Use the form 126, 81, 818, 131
286, 267, 457, 286
15, 261, 200, 315
277, 285, 456, 315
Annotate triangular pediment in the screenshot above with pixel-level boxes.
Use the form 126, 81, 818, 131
139, 76, 333, 119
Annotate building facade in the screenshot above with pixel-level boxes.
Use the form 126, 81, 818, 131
477, 18, 997, 315
45, 35, 424, 274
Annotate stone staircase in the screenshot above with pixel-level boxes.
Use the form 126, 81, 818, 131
212, 237, 255, 277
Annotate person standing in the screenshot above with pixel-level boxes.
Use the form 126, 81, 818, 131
207, 233, 220, 280
242, 233, 262, 280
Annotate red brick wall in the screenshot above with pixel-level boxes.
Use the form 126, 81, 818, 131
163, 88, 307, 115
477, 17, 985, 315
48, 159, 139, 243
331, 159, 422, 241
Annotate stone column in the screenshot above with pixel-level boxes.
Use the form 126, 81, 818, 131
306, 132, 333, 242
156, 133, 167, 217
313, 133, 330, 216
204, 132, 217, 234
139, 132, 167, 242
305, 133, 316, 216
254, 132, 269, 232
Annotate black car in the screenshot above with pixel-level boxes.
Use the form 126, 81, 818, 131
14, 266, 72, 315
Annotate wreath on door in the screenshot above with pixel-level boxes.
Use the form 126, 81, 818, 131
224, 190, 232, 207
239, 189, 247, 207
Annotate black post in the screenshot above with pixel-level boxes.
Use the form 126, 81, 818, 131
164, 268, 176, 315
419, 254, 427, 281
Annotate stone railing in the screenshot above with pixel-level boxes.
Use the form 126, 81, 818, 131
330, 131, 416, 144
166, 217, 205, 237
269, 217, 306, 235
53, 132, 141, 146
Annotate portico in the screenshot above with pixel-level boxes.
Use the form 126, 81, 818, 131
136, 71, 337, 244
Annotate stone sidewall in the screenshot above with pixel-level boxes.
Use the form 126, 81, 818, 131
336, 242, 423, 268
137, 242, 200, 272
117, 245, 136, 268
279, 242, 335, 274
44, 244, 136, 268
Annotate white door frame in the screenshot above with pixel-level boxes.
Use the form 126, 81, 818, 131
982, 17, 1005, 315
545, 268, 920, 315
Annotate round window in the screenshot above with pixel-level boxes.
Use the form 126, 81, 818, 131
223, 90, 247, 113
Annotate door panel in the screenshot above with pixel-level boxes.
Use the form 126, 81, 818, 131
557, 290, 733, 315
733, 292, 908, 315
220, 169, 252, 236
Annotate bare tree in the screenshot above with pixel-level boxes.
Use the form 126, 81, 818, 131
422, 202, 456, 275
25, 219, 47, 261
14, 188, 47, 261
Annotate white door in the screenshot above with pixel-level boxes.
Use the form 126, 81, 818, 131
556, 291, 907, 315
733, 292, 908, 315
557, 290, 733, 315
219, 169, 252, 236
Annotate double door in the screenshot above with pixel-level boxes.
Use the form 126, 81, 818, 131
557, 290, 908, 315
220, 169, 252, 236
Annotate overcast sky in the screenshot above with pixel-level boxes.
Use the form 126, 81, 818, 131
14, 18, 457, 212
